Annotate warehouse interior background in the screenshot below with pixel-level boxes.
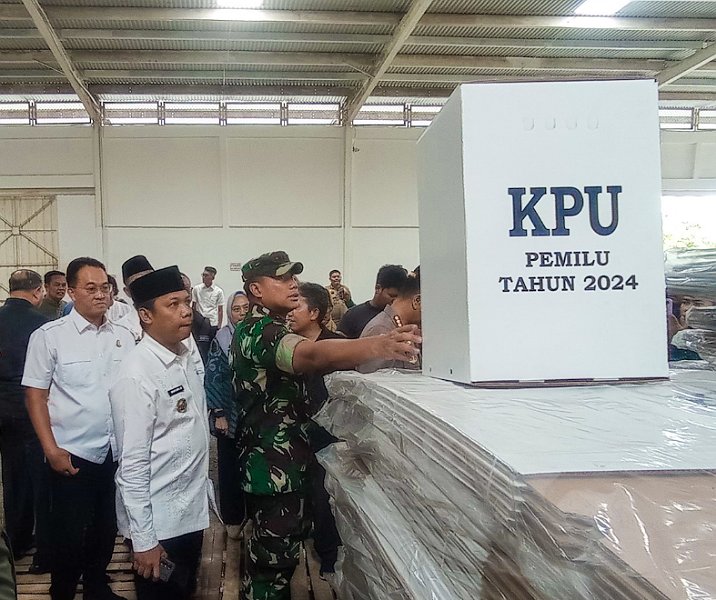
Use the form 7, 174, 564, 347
0, 0, 715, 301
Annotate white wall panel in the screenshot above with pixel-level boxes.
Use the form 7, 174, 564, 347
105, 226, 344, 302
660, 142, 697, 179
0, 139, 92, 176
227, 136, 342, 227
694, 143, 716, 178
0, 128, 93, 188
103, 136, 222, 227
56, 194, 100, 269
351, 131, 421, 228
346, 227, 420, 302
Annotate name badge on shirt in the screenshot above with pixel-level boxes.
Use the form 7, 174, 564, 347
168, 385, 184, 397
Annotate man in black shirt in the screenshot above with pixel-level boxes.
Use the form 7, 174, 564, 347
0, 270, 50, 571
337, 264, 408, 339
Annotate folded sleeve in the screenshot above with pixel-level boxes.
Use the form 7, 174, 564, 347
21, 327, 55, 389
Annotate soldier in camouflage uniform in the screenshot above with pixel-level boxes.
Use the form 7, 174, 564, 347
232, 251, 422, 600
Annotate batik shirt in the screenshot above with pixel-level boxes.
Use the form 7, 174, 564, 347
231, 304, 310, 496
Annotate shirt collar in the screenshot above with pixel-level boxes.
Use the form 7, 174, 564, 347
69, 308, 111, 333
384, 304, 398, 321
4, 297, 32, 308
250, 304, 270, 317
249, 303, 286, 322
142, 332, 191, 367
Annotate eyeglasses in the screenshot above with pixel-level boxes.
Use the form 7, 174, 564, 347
73, 284, 112, 296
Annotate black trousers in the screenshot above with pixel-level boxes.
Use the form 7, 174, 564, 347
308, 459, 340, 573
216, 434, 245, 525
48, 452, 117, 600
133, 531, 203, 600
0, 416, 51, 564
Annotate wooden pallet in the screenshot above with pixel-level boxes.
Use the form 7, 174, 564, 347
15, 540, 136, 600
16, 527, 337, 600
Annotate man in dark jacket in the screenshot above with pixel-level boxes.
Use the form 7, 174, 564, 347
0, 270, 49, 572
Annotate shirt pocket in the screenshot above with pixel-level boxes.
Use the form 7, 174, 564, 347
58, 358, 94, 388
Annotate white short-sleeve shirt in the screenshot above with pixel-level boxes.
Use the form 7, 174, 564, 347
107, 300, 132, 323
191, 283, 225, 326
22, 310, 135, 463
110, 334, 211, 551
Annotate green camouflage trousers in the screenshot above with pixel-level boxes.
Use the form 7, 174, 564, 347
0, 531, 15, 600
243, 491, 310, 600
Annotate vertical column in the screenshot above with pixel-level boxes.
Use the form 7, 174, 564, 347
92, 122, 107, 263
342, 126, 355, 282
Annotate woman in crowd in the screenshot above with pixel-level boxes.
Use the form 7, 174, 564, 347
204, 290, 250, 537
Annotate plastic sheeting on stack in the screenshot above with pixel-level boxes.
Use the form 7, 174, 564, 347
664, 248, 716, 296
316, 370, 716, 600
666, 248, 716, 365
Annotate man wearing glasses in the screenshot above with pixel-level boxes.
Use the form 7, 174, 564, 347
23, 257, 135, 600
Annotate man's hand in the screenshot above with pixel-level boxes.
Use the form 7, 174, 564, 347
376, 325, 422, 362
46, 447, 79, 476
214, 416, 229, 435
133, 544, 166, 581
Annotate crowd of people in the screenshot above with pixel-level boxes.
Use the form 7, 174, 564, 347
0, 251, 422, 600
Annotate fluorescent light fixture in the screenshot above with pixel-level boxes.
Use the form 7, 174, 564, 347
574, 0, 632, 16
217, 0, 263, 7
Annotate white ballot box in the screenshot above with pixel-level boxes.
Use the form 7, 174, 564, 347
418, 80, 668, 385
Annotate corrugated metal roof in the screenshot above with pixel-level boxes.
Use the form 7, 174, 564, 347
0, 39, 49, 50
0, 0, 714, 108
64, 38, 385, 54
620, 1, 716, 19
75, 61, 360, 71
37, 0, 409, 10
96, 90, 347, 101
411, 24, 716, 42
400, 44, 686, 60
44, 20, 395, 35
428, 0, 583, 16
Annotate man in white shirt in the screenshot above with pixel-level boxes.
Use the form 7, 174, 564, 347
191, 266, 224, 329
115, 255, 154, 342
110, 266, 210, 600
23, 257, 135, 600
106, 275, 131, 323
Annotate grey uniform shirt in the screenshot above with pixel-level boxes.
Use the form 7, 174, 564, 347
357, 304, 421, 374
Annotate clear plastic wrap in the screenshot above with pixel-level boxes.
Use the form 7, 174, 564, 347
316, 370, 716, 600
672, 328, 716, 366
664, 248, 716, 297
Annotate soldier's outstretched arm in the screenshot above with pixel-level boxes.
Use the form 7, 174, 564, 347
291, 325, 421, 374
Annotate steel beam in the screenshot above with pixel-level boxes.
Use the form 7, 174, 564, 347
658, 42, 716, 87
18, 0, 100, 122
344, 0, 434, 123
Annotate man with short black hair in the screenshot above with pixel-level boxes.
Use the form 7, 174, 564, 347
233, 251, 420, 600
358, 267, 422, 373
0, 269, 49, 572
338, 264, 408, 339
192, 266, 224, 330
37, 270, 67, 320
116, 255, 154, 342
111, 266, 210, 600
23, 257, 135, 600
